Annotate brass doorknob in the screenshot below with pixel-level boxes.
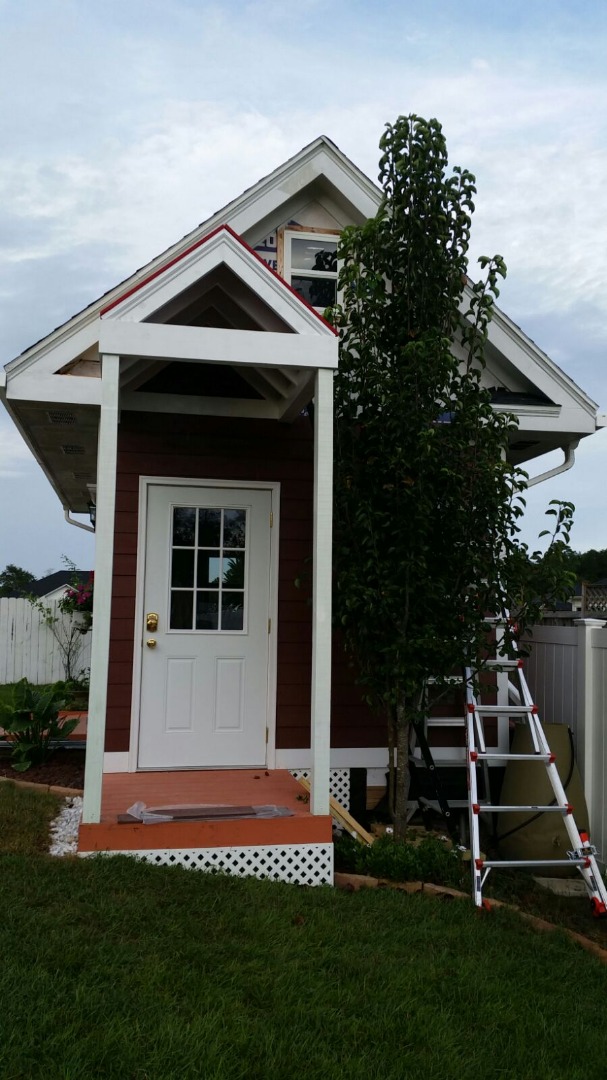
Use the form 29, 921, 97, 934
146, 638, 157, 648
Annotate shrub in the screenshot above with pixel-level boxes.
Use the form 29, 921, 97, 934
334, 832, 465, 888
0, 679, 78, 771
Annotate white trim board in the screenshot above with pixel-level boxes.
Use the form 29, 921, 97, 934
275, 748, 390, 769
97, 322, 338, 371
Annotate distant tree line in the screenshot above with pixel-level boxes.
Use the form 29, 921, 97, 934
565, 548, 607, 583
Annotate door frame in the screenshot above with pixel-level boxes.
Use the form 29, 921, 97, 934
128, 476, 281, 772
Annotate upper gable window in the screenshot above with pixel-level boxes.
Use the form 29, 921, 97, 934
283, 229, 338, 311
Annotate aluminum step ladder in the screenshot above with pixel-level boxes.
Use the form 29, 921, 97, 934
466, 655, 607, 916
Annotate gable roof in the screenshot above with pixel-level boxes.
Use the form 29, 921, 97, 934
4, 137, 369, 377
1, 135, 604, 512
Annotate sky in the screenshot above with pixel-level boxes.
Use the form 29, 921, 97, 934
1, 0, 607, 575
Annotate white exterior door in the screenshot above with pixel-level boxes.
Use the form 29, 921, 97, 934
137, 483, 273, 768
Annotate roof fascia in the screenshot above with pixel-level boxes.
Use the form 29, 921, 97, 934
459, 284, 598, 421
488, 302, 598, 416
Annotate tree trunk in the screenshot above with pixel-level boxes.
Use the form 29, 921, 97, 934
387, 705, 396, 820
393, 697, 410, 838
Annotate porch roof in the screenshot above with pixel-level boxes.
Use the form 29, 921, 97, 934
2, 224, 338, 514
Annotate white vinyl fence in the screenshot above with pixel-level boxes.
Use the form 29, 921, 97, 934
0, 597, 91, 684
525, 619, 607, 866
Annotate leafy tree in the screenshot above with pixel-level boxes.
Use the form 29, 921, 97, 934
332, 115, 574, 836
567, 547, 607, 583
0, 564, 36, 597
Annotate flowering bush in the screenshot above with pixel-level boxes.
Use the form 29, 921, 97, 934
58, 574, 94, 616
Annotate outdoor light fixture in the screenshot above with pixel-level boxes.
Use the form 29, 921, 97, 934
86, 483, 97, 530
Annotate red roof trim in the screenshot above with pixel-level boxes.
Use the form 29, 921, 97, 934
99, 223, 338, 335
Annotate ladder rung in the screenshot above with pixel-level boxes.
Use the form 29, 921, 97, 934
472, 752, 552, 762
481, 859, 589, 869
475, 804, 571, 814
483, 659, 523, 669
473, 705, 534, 715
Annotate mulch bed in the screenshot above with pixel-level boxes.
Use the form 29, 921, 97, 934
0, 749, 85, 790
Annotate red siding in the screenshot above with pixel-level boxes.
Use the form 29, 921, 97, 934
106, 411, 381, 754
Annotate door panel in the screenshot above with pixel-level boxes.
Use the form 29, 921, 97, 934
138, 484, 272, 768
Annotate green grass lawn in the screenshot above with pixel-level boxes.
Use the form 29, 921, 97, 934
0, 779, 61, 854
1, 784, 607, 1079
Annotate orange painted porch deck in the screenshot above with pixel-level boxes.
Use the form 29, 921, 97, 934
78, 769, 332, 852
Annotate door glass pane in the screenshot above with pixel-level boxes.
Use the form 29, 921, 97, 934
171, 549, 195, 588
170, 591, 194, 629
199, 509, 221, 547
291, 237, 337, 273
196, 591, 219, 630
173, 507, 196, 546
222, 553, 244, 588
221, 593, 244, 631
197, 552, 221, 588
291, 276, 337, 308
169, 505, 248, 631
223, 509, 246, 548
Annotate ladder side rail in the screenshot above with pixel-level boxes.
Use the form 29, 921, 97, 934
465, 669, 484, 907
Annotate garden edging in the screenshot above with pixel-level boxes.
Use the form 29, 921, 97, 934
0, 775, 83, 798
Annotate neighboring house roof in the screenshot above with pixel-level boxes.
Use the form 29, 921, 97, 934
26, 570, 92, 600
1, 135, 603, 511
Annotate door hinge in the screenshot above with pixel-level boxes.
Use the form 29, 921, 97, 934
268, 617, 272, 634
270, 511, 273, 528
266, 727, 269, 744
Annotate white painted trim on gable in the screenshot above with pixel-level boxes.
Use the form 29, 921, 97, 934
102, 227, 336, 337
82, 355, 119, 824
128, 477, 281, 773
6, 374, 102, 406
98, 322, 338, 371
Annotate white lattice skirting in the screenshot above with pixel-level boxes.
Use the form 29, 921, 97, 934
290, 768, 351, 807
80, 843, 334, 886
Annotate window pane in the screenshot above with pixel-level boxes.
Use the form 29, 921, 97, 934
197, 552, 221, 588
221, 592, 244, 631
222, 553, 244, 588
198, 508, 221, 547
170, 591, 194, 629
291, 238, 337, 273
223, 509, 247, 548
291, 276, 336, 309
173, 507, 196, 546
171, 549, 195, 588
196, 591, 219, 630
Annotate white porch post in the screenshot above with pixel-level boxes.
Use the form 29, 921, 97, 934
82, 354, 120, 823
310, 367, 333, 816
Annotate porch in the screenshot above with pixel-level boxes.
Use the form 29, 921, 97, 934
78, 768, 334, 886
